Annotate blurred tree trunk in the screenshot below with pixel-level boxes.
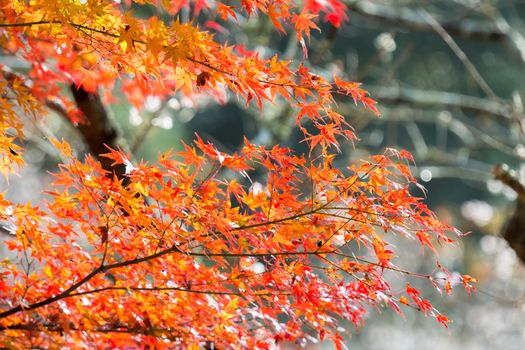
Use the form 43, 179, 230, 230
494, 164, 525, 263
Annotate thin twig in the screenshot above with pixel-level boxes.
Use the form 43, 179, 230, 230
419, 8, 499, 101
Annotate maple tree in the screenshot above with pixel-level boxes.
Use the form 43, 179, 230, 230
0, 1, 476, 348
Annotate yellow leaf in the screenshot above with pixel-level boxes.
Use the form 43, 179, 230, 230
44, 265, 53, 278
188, 343, 200, 350
399, 296, 410, 305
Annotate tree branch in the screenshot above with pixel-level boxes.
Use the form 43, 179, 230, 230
419, 8, 499, 101
493, 164, 525, 202
347, 2, 525, 60
366, 85, 513, 121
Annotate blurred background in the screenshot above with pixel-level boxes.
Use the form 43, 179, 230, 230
2, 0, 525, 349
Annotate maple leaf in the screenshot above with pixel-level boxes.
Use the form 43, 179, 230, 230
436, 314, 451, 328
216, 3, 238, 21
117, 15, 143, 51
416, 230, 437, 254
292, 11, 320, 57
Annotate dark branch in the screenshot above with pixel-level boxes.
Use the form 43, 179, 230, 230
70, 85, 128, 184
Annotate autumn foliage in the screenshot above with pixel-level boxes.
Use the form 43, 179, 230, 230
0, 0, 474, 348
